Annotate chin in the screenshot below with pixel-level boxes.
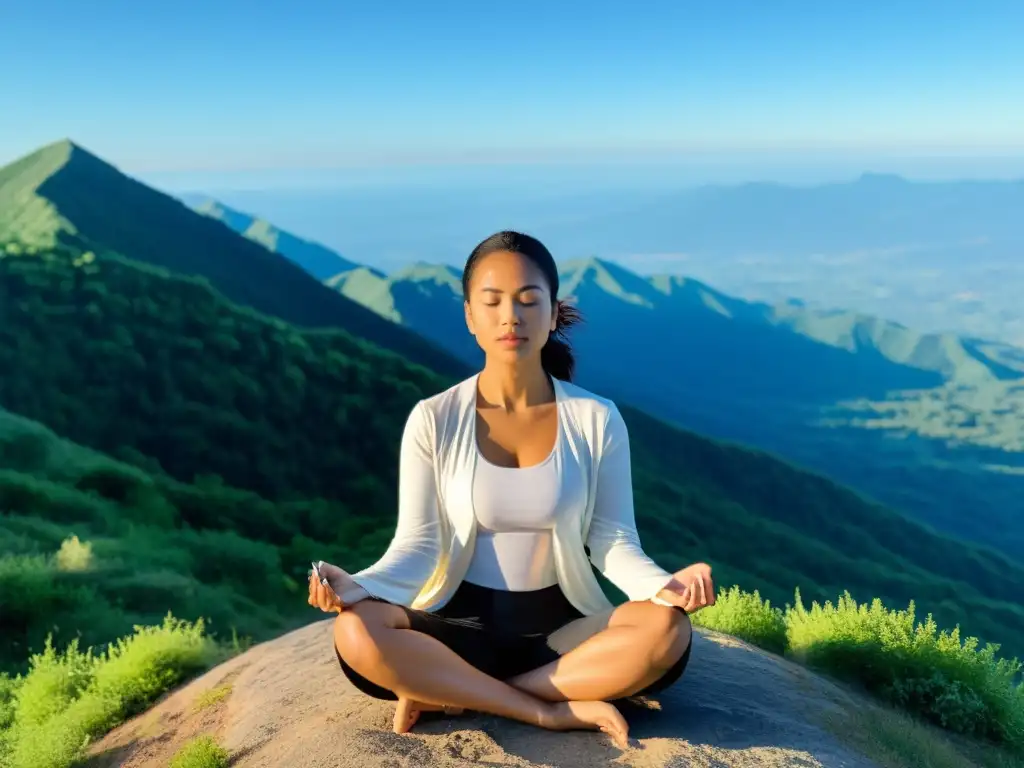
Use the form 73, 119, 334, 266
490, 346, 533, 363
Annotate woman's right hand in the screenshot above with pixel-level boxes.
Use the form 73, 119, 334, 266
307, 562, 350, 614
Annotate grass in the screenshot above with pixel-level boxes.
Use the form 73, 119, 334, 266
0, 616, 224, 768
686, 585, 787, 654
192, 684, 232, 714
168, 736, 230, 768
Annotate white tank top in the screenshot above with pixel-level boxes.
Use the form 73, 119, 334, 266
464, 447, 562, 592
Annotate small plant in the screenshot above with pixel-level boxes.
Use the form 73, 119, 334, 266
169, 735, 230, 768
55, 535, 93, 572
192, 684, 232, 713
689, 585, 787, 654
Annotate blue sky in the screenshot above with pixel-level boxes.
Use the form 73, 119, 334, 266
3, 0, 1022, 181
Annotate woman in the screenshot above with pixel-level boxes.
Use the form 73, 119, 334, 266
308, 231, 715, 749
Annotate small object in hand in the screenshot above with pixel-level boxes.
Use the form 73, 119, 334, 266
311, 560, 329, 586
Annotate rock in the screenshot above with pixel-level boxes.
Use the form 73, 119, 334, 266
85, 620, 880, 767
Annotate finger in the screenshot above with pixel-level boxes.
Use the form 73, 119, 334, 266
324, 580, 344, 613
697, 575, 707, 606
685, 583, 700, 612
680, 590, 695, 612
318, 579, 343, 613
316, 581, 332, 612
705, 577, 716, 606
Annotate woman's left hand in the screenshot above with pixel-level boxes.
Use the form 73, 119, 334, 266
655, 562, 716, 613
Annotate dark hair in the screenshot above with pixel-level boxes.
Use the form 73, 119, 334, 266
462, 230, 582, 381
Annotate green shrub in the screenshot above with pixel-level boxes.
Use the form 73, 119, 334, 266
0, 430, 50, 473
688, 585, 1024, 750
0, 554, 82, 629
0, 471, 112, 528
0, 673, 20, 731
2, 615, 218, 768
169, 735, 230, 768
785, 590, 1024, 747
55, 535, 93, 572
689, 585, 787, 654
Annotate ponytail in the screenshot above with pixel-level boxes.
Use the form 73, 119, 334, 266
541, 299, 583, 381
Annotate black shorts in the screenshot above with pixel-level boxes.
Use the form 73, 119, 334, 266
335, 580, 691, 701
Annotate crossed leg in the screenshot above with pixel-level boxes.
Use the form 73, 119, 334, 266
508, 600, 691, 702
334, 599, 691, 744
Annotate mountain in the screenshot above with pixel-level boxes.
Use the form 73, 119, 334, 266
0, 140, 467, 377
5, 238, 1024, 669
192, 198, 360, 279
326, 261, 482, 364
322, 254, 1024, 556
193, 173, 1024, 342
545, 173, 1024, 257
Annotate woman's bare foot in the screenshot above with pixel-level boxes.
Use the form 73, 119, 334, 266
541, 701, 630, 749
393, 696, 465, 733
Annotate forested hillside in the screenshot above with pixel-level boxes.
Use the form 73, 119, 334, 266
0, 140, 467, 378
3, 239, 1024, 674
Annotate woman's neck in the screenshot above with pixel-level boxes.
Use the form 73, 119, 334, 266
477, 359, 552, 412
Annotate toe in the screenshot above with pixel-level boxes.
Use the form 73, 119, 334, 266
393, 699, 419, 734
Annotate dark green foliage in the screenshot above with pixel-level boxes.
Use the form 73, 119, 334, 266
0, 240, 448, 503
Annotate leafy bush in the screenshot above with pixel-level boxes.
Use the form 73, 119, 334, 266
55, 535, 92, 572
689, 585, 787, 654
696, 585, 1024, 750
786, 589, 1024, 746
169, 736, 230, 768
1, 616, 218, 768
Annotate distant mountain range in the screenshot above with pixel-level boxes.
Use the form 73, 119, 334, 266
549, 172, 1024, 257
0, 140, 466, 377
194, 196, 1024, 556
187, 172, 1024, 346
191, 198, 359, 279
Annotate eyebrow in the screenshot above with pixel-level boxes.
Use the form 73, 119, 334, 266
481, 284, 544, 293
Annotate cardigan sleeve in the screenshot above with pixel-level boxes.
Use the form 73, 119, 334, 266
585, 403, 675, 606
346, 400, 444, 607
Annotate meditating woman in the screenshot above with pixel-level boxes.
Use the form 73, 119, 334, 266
308, 230, 715, 748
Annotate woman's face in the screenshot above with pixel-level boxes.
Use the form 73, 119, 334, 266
464, 249, 558, 364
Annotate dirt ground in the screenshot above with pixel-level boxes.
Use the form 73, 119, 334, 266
84, 620, 882, 768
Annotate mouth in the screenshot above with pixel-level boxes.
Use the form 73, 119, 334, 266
497, 334, 527, 344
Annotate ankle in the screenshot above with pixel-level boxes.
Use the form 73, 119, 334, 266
536, 701, 565, 730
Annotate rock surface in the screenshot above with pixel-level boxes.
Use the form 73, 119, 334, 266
85, 620, 882, 767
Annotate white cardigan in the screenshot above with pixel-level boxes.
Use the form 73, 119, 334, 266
348, 373, 675, 615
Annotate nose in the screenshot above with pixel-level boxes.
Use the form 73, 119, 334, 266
500, 297, 522, 326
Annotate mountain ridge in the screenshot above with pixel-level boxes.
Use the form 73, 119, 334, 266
193, 197, 360, 278
0, 140, 469, 377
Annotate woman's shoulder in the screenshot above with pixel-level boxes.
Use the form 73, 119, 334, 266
554, 377, 620, 421
403, 375, 477, 442
417, 374, 476, 416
